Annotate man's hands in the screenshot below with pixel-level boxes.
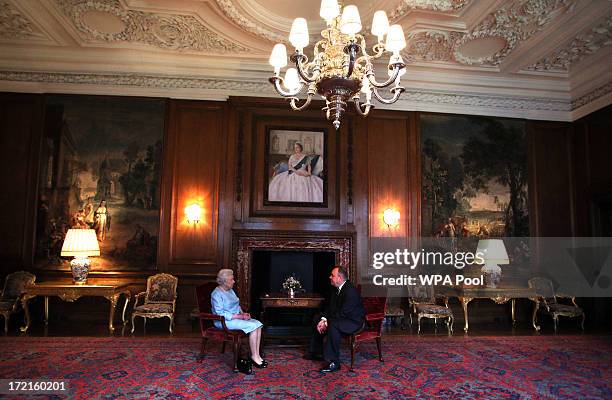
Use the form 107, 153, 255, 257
317, 318, 327, 334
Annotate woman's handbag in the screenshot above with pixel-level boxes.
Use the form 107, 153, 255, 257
237, 358, 252, 375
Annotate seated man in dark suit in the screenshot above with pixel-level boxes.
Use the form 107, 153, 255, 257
305, 265, 365, 373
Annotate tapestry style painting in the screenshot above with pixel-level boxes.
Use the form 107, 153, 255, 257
35, 95, 165, 270
421, 114, 529, 239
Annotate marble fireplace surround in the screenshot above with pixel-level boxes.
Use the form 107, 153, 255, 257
232, 230, 354, 310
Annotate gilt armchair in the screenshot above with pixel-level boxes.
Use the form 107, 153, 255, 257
131, 273, 178, 334
406, 284, 453, 334
0, 271, 36, 334
195, 282, 247, 372
528, 277, 584, 332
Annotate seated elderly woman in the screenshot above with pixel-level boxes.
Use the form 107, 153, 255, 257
211, 269, 267, 368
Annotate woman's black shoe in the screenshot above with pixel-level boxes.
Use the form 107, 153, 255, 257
252, 359, 268, 368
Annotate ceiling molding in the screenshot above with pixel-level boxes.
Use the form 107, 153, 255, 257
390, 0, 470, 19
0, 0, 48, 41
525, 14, 612, 73
53, 0, 250, 53
0, 0, 609, 122
214, 0, 286, 43
1, 69, 605, 121
453, 0, 576, 66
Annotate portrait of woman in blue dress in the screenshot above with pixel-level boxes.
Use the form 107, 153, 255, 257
211, 269, 267, 368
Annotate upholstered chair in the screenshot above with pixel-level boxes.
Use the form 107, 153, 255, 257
406, 284, 453, 334
131, 273, 178, 334
349, 294, 387, 372
528, 277, 585, 332
196, 282, 247, 372
0, 271, 36, 334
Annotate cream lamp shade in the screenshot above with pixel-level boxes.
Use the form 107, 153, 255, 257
61, 229, 100, 257
476, 239, 508, 288
476, 239, 509, 265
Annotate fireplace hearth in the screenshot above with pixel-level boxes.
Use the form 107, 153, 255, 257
232, 230, 354, 311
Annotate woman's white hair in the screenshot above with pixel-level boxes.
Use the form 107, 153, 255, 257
216, 269, 234, 285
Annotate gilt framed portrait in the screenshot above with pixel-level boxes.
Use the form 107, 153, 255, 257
264, 127, 327, 206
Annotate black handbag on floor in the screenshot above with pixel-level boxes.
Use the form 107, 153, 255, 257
237, 358, 252, 375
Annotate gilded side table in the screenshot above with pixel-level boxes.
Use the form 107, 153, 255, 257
20, 282, 131, 334
437, 286, 540, 332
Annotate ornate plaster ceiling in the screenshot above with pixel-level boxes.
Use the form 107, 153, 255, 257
0, 0, 610, 121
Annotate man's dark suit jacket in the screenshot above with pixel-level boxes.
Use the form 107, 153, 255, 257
321, 280, 365, 329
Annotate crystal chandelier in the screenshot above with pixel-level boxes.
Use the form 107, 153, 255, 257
268, 0, 407, 129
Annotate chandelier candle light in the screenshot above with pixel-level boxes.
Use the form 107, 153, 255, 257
268, 0, 407, 129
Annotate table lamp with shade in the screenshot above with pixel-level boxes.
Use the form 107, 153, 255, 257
61, 229, 100, 285
476, 239, 509, 288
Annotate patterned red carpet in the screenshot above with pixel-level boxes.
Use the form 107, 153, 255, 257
0, 335, 610, 399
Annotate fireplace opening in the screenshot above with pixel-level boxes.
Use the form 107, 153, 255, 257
250, 250, 336, 335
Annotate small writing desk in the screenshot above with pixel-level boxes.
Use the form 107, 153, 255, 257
20, 282, 131, 334
436, 286, 540, 332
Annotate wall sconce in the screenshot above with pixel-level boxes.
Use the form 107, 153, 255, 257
383, 208, 400, 228
185, 203, 202, 224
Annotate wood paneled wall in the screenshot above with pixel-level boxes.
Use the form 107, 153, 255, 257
527, 121, 576, 237
0, 91, 610, 323
158, 100, 228, 277
0, 93, 43, 268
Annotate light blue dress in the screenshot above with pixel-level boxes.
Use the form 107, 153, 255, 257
211, 287, 263, 334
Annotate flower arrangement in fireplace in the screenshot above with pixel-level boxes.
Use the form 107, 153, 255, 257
282, 275, 304, 297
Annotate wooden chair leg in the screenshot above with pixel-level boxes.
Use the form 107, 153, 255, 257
130, 314, 137, 334
221, 340, 226, 354
350, 336, 356, 372
375, 337, 383, 362
168, 316, 174, 334
232, 338, 240, 372
580, 314, 585, 330
200, 337, 208, 361
553, 315, 558, 333
3, 315, 8, 334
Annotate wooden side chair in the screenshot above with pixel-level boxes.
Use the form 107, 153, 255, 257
0, 271, 36, 334
528, 277, 585, 331
131, 273, 178, 334
196, 282, 247, 372
349, 288, 387, 372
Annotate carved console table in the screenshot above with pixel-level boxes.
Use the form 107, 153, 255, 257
260, 293, 325, 322
437, 286, 540, 332
20, 282, 131, 334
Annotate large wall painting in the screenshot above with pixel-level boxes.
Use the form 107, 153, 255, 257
421, 114, 529, 239
35, 95, 165, 270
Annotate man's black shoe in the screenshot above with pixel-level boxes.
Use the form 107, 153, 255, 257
319, 362, 340, 373
303, 353, 324, 361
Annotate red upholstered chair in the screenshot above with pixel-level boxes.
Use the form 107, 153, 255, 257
195, 282, 247, 372
349, 293, 387, 372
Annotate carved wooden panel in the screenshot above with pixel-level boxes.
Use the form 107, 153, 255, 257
0, 93, 43, 268
159, 100, 227, 273
527, 121, 575, 237
365, 111, 420, 240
